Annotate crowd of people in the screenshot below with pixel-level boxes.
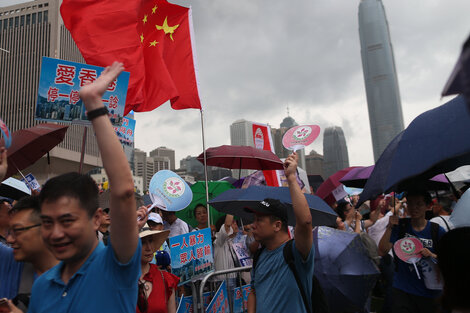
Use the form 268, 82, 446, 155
0, 63, 469, 313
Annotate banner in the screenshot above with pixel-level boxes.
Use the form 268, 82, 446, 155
36, 57, 129, 125
114, 116, 135, 146
206, 280, 230, 313
233, 284, 251, 313
251, 122, 281, 187
169, 228, 214, 285
0, 118, 12, 149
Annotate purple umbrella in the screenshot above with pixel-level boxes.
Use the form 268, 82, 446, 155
340, 165, 450, 190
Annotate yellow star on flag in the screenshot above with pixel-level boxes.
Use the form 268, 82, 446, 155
140, 33, 144, 43
142, 15, 148, 24
152, 5, 157, 14
155, 17, 179, 41
149, 40, 158, 47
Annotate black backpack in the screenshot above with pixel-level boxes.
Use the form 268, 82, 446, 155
392, 218, 440, 271
252, 240, 329, 313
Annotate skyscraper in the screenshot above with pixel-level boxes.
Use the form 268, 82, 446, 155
0, 0, 101, 182
150, 146, 176, 170
230, 119, 254, 147
358, 0, 404, 161
323, 126, 349, 179
305, 150, 324, 177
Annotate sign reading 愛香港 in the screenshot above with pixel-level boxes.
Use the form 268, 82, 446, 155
36, 57, 129, 125
169, 228, 214, 285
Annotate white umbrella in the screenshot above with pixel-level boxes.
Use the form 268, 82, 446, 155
0, 177, 31, 200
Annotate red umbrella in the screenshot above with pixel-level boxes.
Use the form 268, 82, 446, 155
197, 145, 284, 170
315, 167, 360, 206
3, 123, 69, 179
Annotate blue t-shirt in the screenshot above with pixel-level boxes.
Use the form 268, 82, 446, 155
390, 220, 445, 298
252, 240, 314, 313
0, 242, 23, 299
28, 240, 141, 313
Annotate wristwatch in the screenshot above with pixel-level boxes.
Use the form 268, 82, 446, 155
87, 107, 109, 121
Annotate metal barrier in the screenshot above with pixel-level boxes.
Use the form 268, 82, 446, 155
198, 266, 252, 313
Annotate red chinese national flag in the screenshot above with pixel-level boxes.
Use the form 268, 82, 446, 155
60, 0, 201, 115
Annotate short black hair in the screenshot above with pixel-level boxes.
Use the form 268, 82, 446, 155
406, 189, 432, 205
9, 195, 41, 223
336, 201, 351, 221
39, 172, 99, 218
193, 203, 207, 217
268, 215, 288, 233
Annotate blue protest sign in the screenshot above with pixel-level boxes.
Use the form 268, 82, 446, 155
114, 116, 135, 146
0, 118, 12, 148
20, 173, 41, 191
149, 170, 192, 212
176, 296, 193, 313
233, 284, 251, 313
169, 228, 214, 285
36, 57, 129, 125
206, 281, 230, 313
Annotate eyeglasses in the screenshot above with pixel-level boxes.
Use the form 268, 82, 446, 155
7, 224, 41, 238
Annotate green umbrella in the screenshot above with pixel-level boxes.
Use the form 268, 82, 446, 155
175, 181, 235, 228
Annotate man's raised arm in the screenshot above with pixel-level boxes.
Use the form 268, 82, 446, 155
79, 62, 138, 263
285, 152, 312, 260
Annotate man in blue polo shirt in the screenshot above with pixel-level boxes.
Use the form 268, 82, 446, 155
28, 62, 141, 313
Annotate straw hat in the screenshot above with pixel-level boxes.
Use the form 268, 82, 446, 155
139, 223, 170, 251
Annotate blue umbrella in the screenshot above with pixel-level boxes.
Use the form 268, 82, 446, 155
208, 185, 337, 227
314, 227, 380, 313
450, 189, 470, 228
358, 95, 470, 205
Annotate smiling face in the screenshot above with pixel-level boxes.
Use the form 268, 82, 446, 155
40, 196, 100, 265
7, 209, 44, 262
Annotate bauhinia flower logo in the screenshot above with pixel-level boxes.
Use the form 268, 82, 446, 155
293, 126, 312, 141
254, 128, 264, 149
163, 177, 185, 198
400, 239, 416, 254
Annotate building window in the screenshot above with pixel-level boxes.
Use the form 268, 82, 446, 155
43, 10, 48, 23
3, 19, 7, 30
38, 12, 42, 23
9, 18, 12, 28
14, 16, 18, 27
26, 14, 30, 25
20, 15, 24, 26
32, 13, 36, 24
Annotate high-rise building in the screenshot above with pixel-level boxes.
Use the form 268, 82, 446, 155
0, 0, 101, 183
133, 148, 170, 191
150, 146, 175, 170
230, 119, 254, 147
323, 126, 349, 179
358, 0, 404, 161
305, 150, 324, 177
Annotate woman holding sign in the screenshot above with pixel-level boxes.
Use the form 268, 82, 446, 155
137, 224, 179, 313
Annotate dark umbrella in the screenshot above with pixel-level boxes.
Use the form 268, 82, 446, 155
209, 185, 337, 227
314, 226, 380, 313
358, 96, 470, 206
4, 123, 69, 179
315, 167, 359, 206
340, 165, 450, 190
197, 145, 284, 171
441, 34, 470, 107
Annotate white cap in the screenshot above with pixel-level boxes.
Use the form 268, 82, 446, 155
148, 212, 163, 224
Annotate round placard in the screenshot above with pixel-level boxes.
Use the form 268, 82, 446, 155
282, 125, 320, 151
393, 237, 423, 264
149, 170, 192, 212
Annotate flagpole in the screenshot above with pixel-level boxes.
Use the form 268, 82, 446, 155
200, 109, 211, 227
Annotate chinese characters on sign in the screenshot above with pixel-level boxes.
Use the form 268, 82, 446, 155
169, 228, 214, 285
36, 57, 129, 125
113, 116, 135, 147
206, 281, 230, 313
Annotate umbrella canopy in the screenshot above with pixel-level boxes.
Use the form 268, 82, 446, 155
4, 123, 69, 179
197, 145, 284, 170
340, 165, 450, 190
450, 189, 470, 228
0, 177, 31, 200
314, 226, 380, 313
209, 185, 337, 227
315, 167, 359, 206
175, 181, 234, 227
358, 96, 470, 206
